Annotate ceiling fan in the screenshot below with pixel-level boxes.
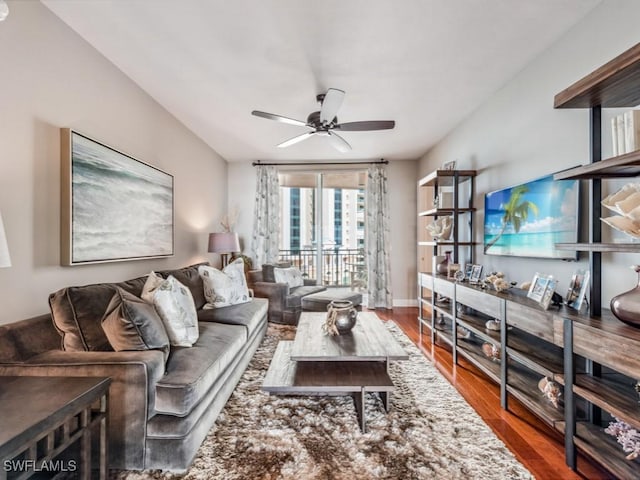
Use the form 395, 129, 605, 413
251, 88, 395, 152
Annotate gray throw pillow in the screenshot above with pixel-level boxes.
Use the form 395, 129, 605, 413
102, 287, 170, 360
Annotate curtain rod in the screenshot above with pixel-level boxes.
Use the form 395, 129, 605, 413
252, 159, 388, 167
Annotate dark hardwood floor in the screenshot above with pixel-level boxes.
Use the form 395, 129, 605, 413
374, 307, 613, 480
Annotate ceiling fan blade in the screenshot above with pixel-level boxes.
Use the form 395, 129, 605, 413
327, 131, 351, 153
320, 88, 345, 123
277, 131, 315, 148
334, 120, 395, 131
252, 110, 308, 128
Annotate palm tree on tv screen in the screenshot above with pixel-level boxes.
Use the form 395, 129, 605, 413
486, 185, 539, 251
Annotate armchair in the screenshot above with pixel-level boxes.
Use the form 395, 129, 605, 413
247, 263, 326, 325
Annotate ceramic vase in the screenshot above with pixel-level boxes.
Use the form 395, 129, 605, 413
327, 300, 358, 334
610, 265, 640, 328
436, 251, 452, 275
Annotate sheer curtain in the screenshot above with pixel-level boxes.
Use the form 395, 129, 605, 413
251, 166, 280, 268
365, 164, 392, 308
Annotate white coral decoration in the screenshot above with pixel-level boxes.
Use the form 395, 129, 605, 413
605, 417, 640, 460
493, 278, 510, 292
485, 273, 510, 292
426, 216, 453, 241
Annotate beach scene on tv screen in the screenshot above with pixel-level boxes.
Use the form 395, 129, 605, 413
484, 175, 578, 259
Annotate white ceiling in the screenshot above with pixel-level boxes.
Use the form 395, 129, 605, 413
41, 0, 600, 163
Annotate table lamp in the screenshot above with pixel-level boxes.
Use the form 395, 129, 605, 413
208, 232, 240, 268
0, 211, 11, 268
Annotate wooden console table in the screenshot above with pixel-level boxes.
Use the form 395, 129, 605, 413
0, 376, 110, 480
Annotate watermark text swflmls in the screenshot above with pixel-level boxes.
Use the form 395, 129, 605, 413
3, 459, 77, 472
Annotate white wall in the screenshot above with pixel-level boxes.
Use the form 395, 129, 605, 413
228, 160, 418, 306
419, 0, 640, 305
0, 1, 228, 324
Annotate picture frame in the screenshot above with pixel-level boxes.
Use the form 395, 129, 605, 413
527, 273, 550, 303
448, 263, 461, 279
469, 264, 484, 283
60, 129, 174, 265
565, 270, 583, 306
539, 277, 558, 310
464, 263, 474, 280
571, 270, 590, 312
442, 160, 457, 171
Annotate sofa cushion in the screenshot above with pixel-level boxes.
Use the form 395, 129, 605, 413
197, 297, 268, 339
157, 262, 209, 310
141, 272, 164, 303
102, 288, 170, 361
152, 276, 199, 347
199, 260, 251, 309
49, 276, 147, 351
261, 262, 291, 283
274, 266, 304, 288
154, 322, 245, 416
285, 285, 327, 309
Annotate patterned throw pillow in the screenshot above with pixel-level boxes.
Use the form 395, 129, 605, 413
152, 276, 199, 347
199, 258, 251, 309
141, 271, 164, 303
273, 266, 304, 288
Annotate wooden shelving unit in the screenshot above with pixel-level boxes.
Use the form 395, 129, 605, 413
506, 361, 565, 429
553, 150, 640, 179
554, 42, 640, 109
553, 41, 640, 477
417, 169, 476, 345
555, 242, 640, 253
418, 272, 640, 478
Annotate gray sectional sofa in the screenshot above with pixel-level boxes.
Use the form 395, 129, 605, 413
0, 263, 268, 472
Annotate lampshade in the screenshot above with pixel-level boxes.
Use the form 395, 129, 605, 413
0, 211, 11, 268
208, 232, 240, 254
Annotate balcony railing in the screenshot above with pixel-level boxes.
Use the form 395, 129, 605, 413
278, 248, 366, 287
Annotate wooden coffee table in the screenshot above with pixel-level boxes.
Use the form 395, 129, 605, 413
263, 312, 408, 432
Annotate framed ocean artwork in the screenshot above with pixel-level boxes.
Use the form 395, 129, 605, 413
60, 129, 174, 265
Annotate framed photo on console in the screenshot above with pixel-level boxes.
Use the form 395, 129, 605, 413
464, 263, 473, 280
567, 270, 590, 312
539, 277, 558, 310
448, 263, 461, 279
469, 264, 483, 283
527, 273, 557, 310
527, 273, 550, 303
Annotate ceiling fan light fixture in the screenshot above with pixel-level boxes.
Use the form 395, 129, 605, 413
327, 131, 351, 153
252, 88, 395, 152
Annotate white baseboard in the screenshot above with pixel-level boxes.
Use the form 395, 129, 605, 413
392, 299, 418, 307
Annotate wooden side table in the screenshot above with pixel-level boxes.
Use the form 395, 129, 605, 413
0, 376, 110, 480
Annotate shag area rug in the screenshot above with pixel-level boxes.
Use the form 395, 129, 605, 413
114, 321, 534, 480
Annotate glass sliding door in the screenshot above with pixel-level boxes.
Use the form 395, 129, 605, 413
279, 173, 317, 280
279, 171, 366, 288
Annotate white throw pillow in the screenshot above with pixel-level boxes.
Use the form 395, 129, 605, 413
274, 266, 304, 288
199, 258, 251, 309
152, 275, 199, 347
141, 271, 164, 303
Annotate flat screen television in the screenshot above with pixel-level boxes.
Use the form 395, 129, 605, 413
484, 173, 579, 260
